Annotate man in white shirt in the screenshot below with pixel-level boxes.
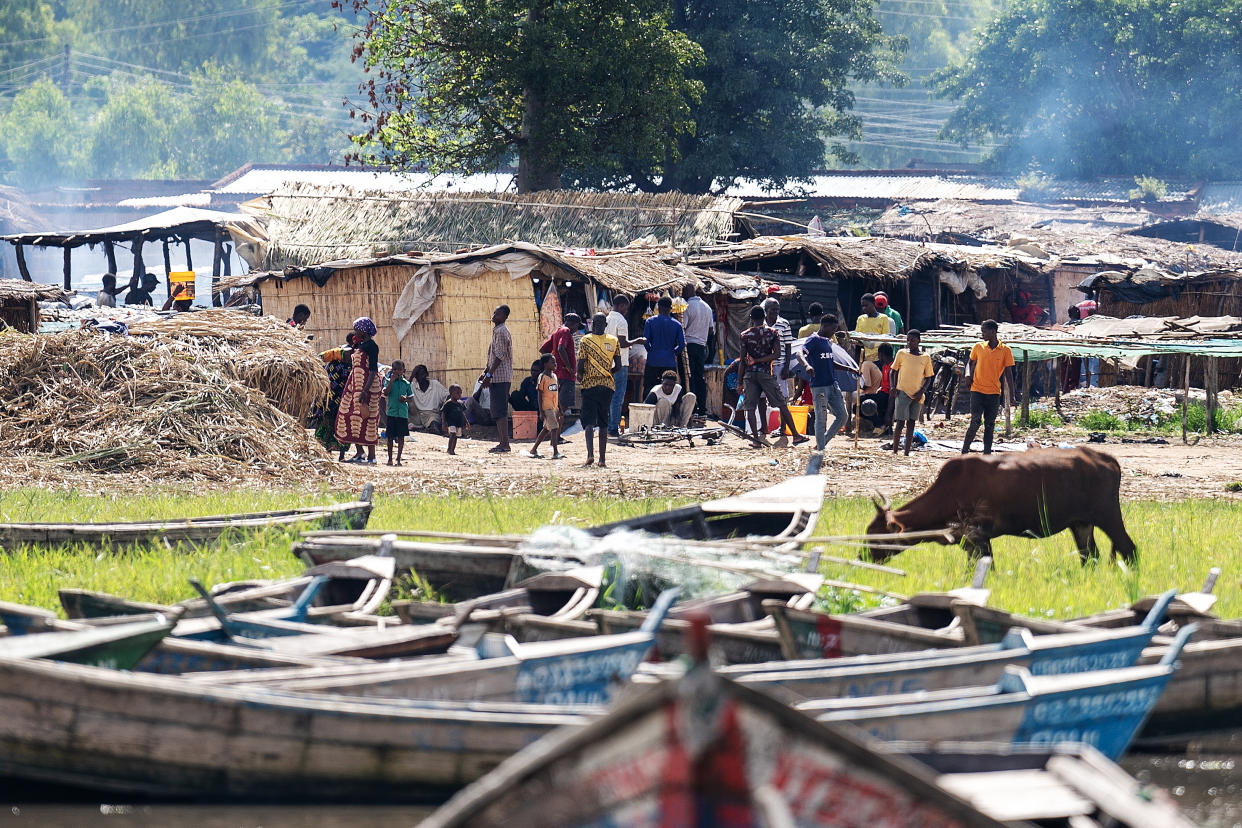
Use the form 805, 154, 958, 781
408, 364, 450, 432
96, 273, 123, 308
605, 294, 646, 436
644, 370, 696, 427
681, 283, 715, 416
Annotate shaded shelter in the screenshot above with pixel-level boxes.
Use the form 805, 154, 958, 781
0, 280, 64, 333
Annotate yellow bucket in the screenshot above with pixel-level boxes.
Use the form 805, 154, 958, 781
785, 404, 810, 436
170, 270, 195, 301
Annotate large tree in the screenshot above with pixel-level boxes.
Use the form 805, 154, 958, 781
338, 0, 704, 191
585, 0, 905, 193
934, 0, 1242, 178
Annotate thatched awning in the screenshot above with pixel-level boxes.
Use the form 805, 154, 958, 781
0, 279, 64, 303
2, 206, 256, 249
686, 234, 1044, 282
236, 184, 749, 270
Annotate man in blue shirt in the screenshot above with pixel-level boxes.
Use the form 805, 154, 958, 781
797, 314, 850, 450
642, 296, 686, 397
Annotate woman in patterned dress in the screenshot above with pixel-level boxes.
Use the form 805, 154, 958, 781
334, 317, 381, 463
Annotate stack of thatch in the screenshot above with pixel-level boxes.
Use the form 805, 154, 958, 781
0, 312, 330, 477
127, 309, 327, 420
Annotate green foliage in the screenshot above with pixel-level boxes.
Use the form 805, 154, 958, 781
344, 0, 704, 191
1022, 408, 1062, 429
935, 0, 1242, 177
1016, 165, 1055, 202
1129, 176, 1169, 202
576, 0, 906, 193
1226, 482, 1242, 493
1078, 411, 1125, 431
0, 79, 84, 187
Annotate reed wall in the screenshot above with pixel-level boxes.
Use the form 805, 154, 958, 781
256, 264, 540, 390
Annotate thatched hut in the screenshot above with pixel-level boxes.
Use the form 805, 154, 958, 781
221, 243, 776, 391
686, 234, 1045, 332
231, 184, 750, 270
0, 280, 63, 333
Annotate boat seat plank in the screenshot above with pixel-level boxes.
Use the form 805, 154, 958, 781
936, 770, 1095, 819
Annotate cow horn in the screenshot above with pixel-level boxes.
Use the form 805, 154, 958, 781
871, 492, 891, 512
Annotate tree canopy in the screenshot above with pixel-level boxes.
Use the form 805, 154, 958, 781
340, 0, 704, 192
579, 0, 906, 193
934, 0, 1242, 178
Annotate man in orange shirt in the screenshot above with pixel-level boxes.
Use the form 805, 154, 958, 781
961, 320, 1015, 454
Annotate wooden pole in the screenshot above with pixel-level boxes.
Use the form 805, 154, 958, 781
104, 241, 117, 275
15, 244, 32, 282
1003, 372, 1013, 438
1020, 351, 1031, 427
1206, 356, 1219, 436
853, 388, 860, 451
1182, 355, 1191, 444
1143, 355, 1153, 388
161, 240, 172, 280
1053, 357, 1062, 418
183, 236, 193, 271
131, 237, 145, 288
212, 231, 224, 307
62, 246, 71, 292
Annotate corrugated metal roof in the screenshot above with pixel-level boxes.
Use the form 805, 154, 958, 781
1199, 182, 1242, 214
725, 175, 1018, 201
213, 168, 514, 195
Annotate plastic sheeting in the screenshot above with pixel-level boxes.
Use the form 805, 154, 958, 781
392, 251, 542, 341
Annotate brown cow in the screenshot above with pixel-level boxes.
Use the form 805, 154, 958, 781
866, 447, 1136, 564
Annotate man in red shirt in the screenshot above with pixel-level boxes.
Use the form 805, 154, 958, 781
540, 312, 580, 430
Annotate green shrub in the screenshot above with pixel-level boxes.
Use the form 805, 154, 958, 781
1024, 408, 1062, 428
1017, 166, 1055, 202
1129, 175, 1169, 202
1078, 411, 1125, 431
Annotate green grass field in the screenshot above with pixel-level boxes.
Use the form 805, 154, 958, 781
0, 488, 1234, 619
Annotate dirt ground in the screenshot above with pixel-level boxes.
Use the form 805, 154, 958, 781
327, 419, 1242, 503
3, 420, 1238, 503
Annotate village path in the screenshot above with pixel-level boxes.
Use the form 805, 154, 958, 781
346, 427, 1242, 504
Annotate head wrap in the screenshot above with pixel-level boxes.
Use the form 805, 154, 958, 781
353, 317, 377, 336
874, 295, 889, 310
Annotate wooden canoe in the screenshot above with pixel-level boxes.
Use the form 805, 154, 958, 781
797, 625, 1196, 762
422, 658, 1004, 828
899, 743, 1194, 827
0, 655, 591, 800
766, 600, 967, 661
392, 566, 603, 625
0, 614, 175, 670
0, 497, 373, 550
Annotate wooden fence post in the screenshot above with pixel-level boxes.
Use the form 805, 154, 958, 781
1020, 352, 1031, 427
62, 246, 71, 291
1206, 356, 1219, 435
1182, 356, 1191, 444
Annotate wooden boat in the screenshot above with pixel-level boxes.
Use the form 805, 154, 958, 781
0, 655, 593, 800
0, 613, 175, 670
59, 552, 394, 621
1070, 568, 1221, 632
0, 489, 374, 550
797, 625, 1195, 761
899, 743, 1193, 827
189, 589, 682, 706
392, 566, 603, 625
422, 646, 1004, 827
733, 593, 1174, 704
766, 600, 968, 660
292, 475, 827, 600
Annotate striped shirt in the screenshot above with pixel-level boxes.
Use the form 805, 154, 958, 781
487, 323, 513, 383
578, 333, 618, 391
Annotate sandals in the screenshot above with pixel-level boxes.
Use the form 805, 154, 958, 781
488, 446, 512, 454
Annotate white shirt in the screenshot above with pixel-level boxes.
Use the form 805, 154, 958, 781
96, 290, 116, 308
605, 310, 630, 361
649, 383, 684, 405
409, 378, 450, 413
681, 296, 715, 346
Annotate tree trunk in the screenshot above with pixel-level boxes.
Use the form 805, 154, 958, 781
515, 4, 562, 194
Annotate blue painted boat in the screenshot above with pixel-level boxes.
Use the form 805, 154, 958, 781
735, 590, 1176, 703
188, 589, 682, 705
798, 624, 1196, 761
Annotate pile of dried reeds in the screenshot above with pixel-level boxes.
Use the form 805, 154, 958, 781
127, 309, 328, 420
0, 328, 328, 477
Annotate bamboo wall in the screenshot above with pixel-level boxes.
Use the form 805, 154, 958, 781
0, 300, 36, 333
256, 264, 540, 391
1096, 279, 1242, 320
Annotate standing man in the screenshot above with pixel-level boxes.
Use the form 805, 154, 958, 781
961, 320, 1015, 455
797, 314, 849, 450
874, 291, 903, 335
854, 293, 891, 363
642, 296, 686, 397
681, 283, 715, 416
480, 304, 513, 454
577, 312, 621, 468
889, 330, 934, 456
798, 302, 824, 338
540, 312, 579, 431
735, 306, 808, 447
96, 273, 123, 308
605, 294, 645, 436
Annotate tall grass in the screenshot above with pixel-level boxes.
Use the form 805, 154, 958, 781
0, 488, 1235, 620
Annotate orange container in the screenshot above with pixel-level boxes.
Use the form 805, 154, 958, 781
511, 410, 539, 440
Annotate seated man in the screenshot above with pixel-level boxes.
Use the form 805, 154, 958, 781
125, 272, 160, 306
644, 369, 696, 428
509, 360, 542, 412
408, 364, 450, 433
859, 343, 893, 433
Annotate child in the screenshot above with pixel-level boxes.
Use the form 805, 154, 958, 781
526, 353, 563, 459
889, 330, 934, 457
383, 360, 412, 465
442, 384, 467, 455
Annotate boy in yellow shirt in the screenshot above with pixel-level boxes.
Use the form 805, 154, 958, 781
889, 330, 934, 456
961, 320, 1015, 454
853, 293, 891, 362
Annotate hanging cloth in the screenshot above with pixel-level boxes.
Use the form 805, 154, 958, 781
540, 286, 563, 340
